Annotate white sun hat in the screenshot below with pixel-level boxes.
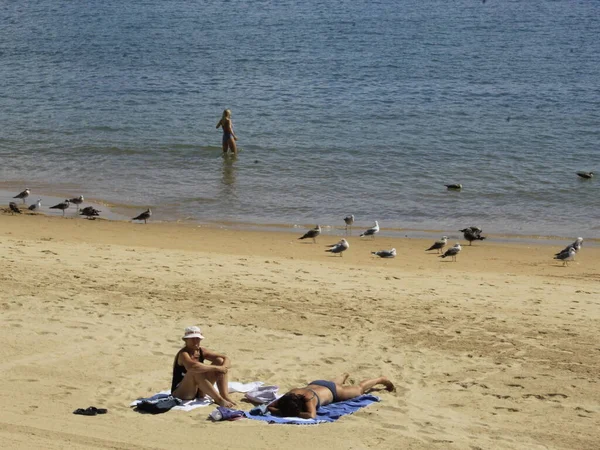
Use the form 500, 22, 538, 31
182, 326, 205, 340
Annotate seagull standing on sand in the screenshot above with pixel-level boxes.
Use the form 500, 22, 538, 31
426, 236, 448, 254
13, 188, 30, 204
440, 243, 462, 261
298, 225, 321, 243
325, 238, 349, 257
554, 247, 576, 266
555, 237, 583, 258
460, 227, 486, 245
360, 221, 379, 238
372, 248, 396, 258
132, 208, 152, 224
80, 206, 101, 219
28, 199, 42, 211
69, 195, 84, 211
344, 215, 354, 234
49, 199, 70, 216
9, 202, 21, 214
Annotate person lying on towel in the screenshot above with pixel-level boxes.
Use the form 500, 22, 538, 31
171, 326, 236, 407
267, 373, 394, 419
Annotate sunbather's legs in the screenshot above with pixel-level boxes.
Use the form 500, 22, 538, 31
172, 371, 234, 407
335, 376, 395, 402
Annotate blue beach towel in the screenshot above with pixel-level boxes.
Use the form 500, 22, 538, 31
244, 394, 380, 425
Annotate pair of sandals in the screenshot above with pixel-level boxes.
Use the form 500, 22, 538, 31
73, 406, 108, 416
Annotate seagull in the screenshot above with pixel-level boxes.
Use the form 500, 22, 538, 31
445, 184, 462, 190
80, 206, 101, 219
440, 243, 462, 261
132, 208, 152, 224
28, 199, 42, 211
68, 195, 84, 211
372, 248, 396, 258
460, 227, 486, 245
49, 199, 70, 216
343, 215, 354, 234
9, 202, 21, 214
576, 171, 594, 179
325, 238, 349, 257
13, 188, 30, 204
360, 221, 379, 238
555, 237, 583, 258
298, 225, 321, 243
426, 236, 448, 254
554, 247, 576, 266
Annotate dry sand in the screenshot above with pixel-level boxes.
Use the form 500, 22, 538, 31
1, 212, 599, 449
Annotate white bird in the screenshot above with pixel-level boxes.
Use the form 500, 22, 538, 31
69, 195, 84, 211
132, 208, 152, 224
360, 221, 379, 238
325, 238, 349, 257
28, 199, 42, 211
343, 215, 354, 234
426, 236, 448, 254
372, 248, 396, 258
298, 225, 321, 243
554, 247, 576, 266
440, 243, 462, 261
555, 237, 583, 257
49, 199, 70, 216
13, 188, 30, 204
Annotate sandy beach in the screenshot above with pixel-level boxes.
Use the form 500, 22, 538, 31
1, 212, 598, 450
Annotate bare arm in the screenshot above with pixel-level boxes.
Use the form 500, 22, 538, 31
202, 347, 232, 369
179, 350, 227, 374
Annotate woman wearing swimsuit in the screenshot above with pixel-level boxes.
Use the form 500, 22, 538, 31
267, 373, 394, 419
216, 109, 238, 155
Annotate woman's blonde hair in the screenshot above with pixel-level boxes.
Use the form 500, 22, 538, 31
221, 109, 231, 120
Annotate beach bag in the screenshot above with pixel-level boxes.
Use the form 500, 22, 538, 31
135, 395, 182, 414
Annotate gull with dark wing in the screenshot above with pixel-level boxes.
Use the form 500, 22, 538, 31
69, 195, 84, 211
440, 243, 462, 261
343, 215, 354, 234
298, 225, 321, 243
132, 208, 152, 224
372, 248, 396, 258
554, 247, 576, 266
460, 226, 486, 245
9, 202, 21, 214
445, 184, 462, 190
426, 236, 448, 254
576, 171, 594, 179
49, 199, 70, 216
80, 206, 101, 219
555, 237, 583, 258
13, 188, 30, 204
360, 221, 379, 238
325, 238, 349, 257
28, 199, 42, 211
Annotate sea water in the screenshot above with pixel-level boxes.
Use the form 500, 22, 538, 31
0, 0, 598, 237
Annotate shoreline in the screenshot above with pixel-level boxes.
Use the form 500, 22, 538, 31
2, 188, 598, 246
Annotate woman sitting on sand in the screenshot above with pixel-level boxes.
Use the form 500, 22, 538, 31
267, 373, 394, 419
171, 326, 236, 407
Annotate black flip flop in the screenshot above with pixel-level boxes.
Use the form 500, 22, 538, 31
73, 406, 108, 416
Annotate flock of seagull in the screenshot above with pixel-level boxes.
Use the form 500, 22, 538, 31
297, 218, 584, 266
8, 188, 151, 223
6, 188, 587, 265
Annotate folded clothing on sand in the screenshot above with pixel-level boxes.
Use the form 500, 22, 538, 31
244, 394, 380, 425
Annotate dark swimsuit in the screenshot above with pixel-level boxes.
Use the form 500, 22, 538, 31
171, 348, 204, 393
307, 380, 339, 409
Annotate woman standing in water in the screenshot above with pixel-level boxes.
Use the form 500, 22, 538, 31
216, 109, 238, 155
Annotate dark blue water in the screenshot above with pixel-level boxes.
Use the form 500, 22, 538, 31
1, 0, 598, 236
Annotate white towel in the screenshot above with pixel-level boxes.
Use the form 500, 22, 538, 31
130, 381, 265, 412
